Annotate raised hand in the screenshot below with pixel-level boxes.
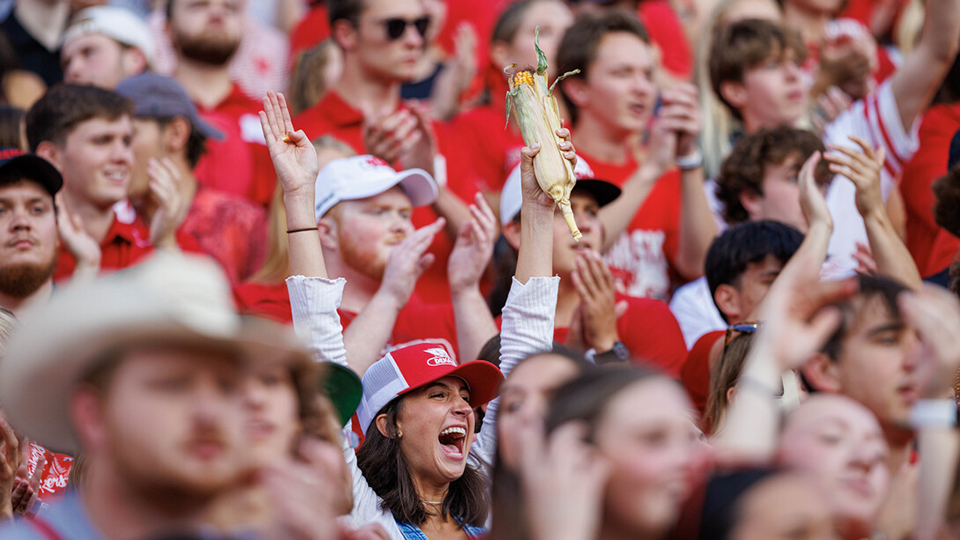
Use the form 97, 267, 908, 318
447, 193, 498, 294
520, 128, 577, 211
55, 193, 100, 276
260, 91, 318, 198
658, 84, 701, 159
146, 157, 184, 249
11, 442, 42, 516
798, 151, 833, 231
379, 219, 446, 307
824, 135, 886, 218
898, 284, 960, 399
571, 250, 627, 353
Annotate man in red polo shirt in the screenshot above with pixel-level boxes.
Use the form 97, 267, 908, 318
168, 0, 276, 208
556, 11, 715, 300
293, 0, 474, 305
25, 84, 170, 281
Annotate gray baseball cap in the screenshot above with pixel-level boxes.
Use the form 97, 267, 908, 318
115, 73, 224, 140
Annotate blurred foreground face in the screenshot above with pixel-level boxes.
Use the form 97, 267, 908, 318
0, 182, 58, 293
98, 346, 245, 497
169, 0, 244, 65
574, 32, 656, 134
347, 0, 428, 83
594, 378, 706, 537
732, 473, 836, 540
241, 365, 301, 468
62, 34, 136, 89
498, 354, 581, 469
779, 395, 890, 535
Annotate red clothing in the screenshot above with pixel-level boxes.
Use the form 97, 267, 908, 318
638, 0, 693, 80
234, 279, 461, 356
553, 294, 688, 377
293, 90, 366, 151
680, 330, 724, 413
53, 216, 154, 281
901, 103, 960, 277
289, 5, 330, 62
576, 146, 682, 299
449, 102, 524, 194
26, 441, 73, 499
194, 84, 277, 208
180, 187, 268, 284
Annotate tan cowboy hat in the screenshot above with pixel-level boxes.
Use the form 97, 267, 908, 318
0, 252, 317, 455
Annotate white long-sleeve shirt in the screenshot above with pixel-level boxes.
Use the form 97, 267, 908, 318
286, 275, 559, 540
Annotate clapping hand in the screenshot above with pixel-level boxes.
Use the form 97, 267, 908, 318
146, 157, 184, 249
448, 194, 498, 294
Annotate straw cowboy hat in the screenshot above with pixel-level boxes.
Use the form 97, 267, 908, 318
0, 252, 360, 455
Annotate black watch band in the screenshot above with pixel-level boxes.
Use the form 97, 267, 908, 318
594, 341, 630, 365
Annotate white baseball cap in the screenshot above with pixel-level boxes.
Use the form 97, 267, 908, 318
63, 6, 155, 66
314, 155, 438, 220
499, 154, 621, 225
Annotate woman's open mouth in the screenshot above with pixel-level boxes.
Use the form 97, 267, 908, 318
438, 426, 467, 459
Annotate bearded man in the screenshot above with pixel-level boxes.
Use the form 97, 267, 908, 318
167, 0, 276, 207
0, 148, 74, 316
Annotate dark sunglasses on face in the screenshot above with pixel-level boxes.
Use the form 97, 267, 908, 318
379, 16, 431, 40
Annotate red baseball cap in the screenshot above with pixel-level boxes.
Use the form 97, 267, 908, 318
356, 342, 504, 435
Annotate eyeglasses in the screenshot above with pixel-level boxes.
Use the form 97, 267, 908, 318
374, 16, 431, 41
723, 321, 760, 350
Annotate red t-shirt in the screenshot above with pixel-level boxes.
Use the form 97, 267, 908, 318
575, 146, 683, 300
900, 102, 960, 277
448, 98, 524, 195
193, 84, 277, 208
289, 4, 330, 62
53, 216, 154, 281
26, 441, 73, 499
638, 0, 693, 80
180, 187, 268, 284
553, 294, 687, 377
680, 330, 724, 413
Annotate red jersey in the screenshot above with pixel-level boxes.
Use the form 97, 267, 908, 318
53, 216, 154, 281
638, 0, 693, 80
193, 84, 277, 208
289, 5, 330, 63
900, 103, 960, 277
180, 187, 268, 284
553, 294, 688, 377
26, 441, 73, 499
575, 146, 682, 300
448, 100, 524, 195
234, 280, 292, 323
680, 330, 724, 413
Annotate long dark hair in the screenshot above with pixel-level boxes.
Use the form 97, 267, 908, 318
355, 398, 489, 528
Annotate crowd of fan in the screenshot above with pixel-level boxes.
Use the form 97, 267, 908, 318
0, 0, 956, 538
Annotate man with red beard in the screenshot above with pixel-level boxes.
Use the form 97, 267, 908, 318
0, 253, 311, 539
0, 149, 66, 316
167, 0, 277, 208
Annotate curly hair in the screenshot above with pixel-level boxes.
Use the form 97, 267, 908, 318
715, 126, 830, 225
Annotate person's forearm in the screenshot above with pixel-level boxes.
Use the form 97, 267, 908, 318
284, 190, 327, 279
451, 287, 498, 364
432, 187, 472, 241
342, 291, 402, 376
71, 256, 101, 285
915, 426, 960, 540
598, 164, 659, 251
674, 166, 715, 279
864, 209, 922, 289
516, 206, 554, 283
795, 220, 833, 272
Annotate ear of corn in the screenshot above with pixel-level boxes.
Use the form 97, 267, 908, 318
504, 27, 582, 241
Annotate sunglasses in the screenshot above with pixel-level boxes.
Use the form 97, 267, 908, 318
723, 321, 760, 351
375, 16, 431, 41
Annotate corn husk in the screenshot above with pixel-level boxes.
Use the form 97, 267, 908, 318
505, 28, 581, 241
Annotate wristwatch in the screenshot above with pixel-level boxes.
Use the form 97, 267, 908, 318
593, 341, 631, 365
675, 149, 704, 171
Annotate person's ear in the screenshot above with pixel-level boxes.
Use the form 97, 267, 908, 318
121, 48, 147, 78
489, 41, 511, 71
162, 117, 192, 156
800, 353, 843, 393
332, 19, 359, 52
502, 221, 521, 251
719, 80, 748, 111
562, 77, 589, 110
317, 216, 339, 251
375, 414, 401, 439
714, 284, 743, 322
739, 190, 763, 221
69, 385, 107, 452
35, 141, 63, 172
725, 386, 736, 404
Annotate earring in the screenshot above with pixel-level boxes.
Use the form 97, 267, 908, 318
397, 430, 403, 439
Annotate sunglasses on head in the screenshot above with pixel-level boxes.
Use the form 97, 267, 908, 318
379, 16, 430, 40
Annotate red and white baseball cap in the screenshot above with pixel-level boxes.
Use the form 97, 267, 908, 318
498, 154, 621, 226
314, 155, 438, 220
356, 342, 504, 435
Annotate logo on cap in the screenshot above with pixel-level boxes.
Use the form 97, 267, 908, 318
425, 348, 456, 367
362, 156, 390, 170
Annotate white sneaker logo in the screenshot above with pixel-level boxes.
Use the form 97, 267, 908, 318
425, 348, 456, 367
